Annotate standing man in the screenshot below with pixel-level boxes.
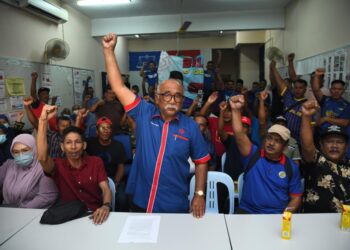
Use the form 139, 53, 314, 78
140, 61, 158, 99
103, 33, 210, 217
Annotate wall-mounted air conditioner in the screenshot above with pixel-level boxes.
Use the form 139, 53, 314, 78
1, 0, 69, 24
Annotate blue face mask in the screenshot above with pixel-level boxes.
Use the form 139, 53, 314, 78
14, 151, 34, 167
0, 134, 6, 144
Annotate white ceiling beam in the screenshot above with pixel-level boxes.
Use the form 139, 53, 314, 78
91, 9, 285, 36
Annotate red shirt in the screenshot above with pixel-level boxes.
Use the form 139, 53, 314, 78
52, 155, 108, 211
208, 117, 233, 157
31, 101, 57, 131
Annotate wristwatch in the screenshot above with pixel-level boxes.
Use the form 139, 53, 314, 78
102, 202, 112, 211
194, 190, 205, 197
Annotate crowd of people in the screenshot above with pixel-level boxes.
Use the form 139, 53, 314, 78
0, 33, 349, 224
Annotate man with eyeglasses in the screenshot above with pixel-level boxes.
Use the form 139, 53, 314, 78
301, 100, 350, 213
229, 95, 302, 214
102, 33, 210, 218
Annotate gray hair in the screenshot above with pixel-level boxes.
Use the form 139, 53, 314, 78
156, 79, 184, 93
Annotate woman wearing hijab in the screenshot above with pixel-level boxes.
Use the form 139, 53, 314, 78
0, 134, 58, 208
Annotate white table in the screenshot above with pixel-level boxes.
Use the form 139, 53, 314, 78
0, 212, 231, 250
0, 207, 43, 245
225, 213, 350, 250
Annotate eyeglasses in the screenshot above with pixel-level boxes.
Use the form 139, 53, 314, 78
157, 92, 184, 103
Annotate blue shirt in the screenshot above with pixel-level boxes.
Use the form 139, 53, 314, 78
239, 145, 302, 214
320, 96, 350, 129
125, 97, 210, 213
145, 70, 158, 87
203, 70, 215, 93
282, 88, 306, 143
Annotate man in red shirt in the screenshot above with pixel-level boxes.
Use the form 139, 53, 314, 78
37, 104, 112, 224
30, 72, 57, 131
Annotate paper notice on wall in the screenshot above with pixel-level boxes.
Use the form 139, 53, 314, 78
0, 99, 7, 112
41, 73, 52, 87
5, 77, 25, 96
7, 111, 21, 124
10, 96, 24, 109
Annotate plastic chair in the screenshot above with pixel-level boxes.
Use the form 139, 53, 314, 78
237, 173, 244, 202
189, 172, 235, 214
107, 177, 116, 211
221, 152, 226, 172
112, 133, 133, 176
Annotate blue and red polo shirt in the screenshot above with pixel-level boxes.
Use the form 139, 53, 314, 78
125, 97, 211, 213
239, 145, 302, 214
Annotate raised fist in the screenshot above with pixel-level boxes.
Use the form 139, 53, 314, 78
229, 95, 245, 110
288, 53, 295, 62
207, 91, 219, 104
23, 96, 34, 107
31, 72, 38, 80
315, 68, 325, 77
102, 33, 117, 50
40, 105, 57, 120
302, 100, 319, 117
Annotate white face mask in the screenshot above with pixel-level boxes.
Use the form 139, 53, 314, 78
73, 110, 79, 115
0, 134, 6, 144
3, 123, 9, 128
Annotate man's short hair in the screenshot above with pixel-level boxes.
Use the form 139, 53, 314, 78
331, 79, 346, 86
237, 79, 244, 85
57, 116, 71, 124
294, 79, 307, 87
169, 71, 184, 81
62, 126, 85, 142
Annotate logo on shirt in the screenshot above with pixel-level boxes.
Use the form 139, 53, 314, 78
150, 121, 159, 127
279, 171, 287, 179
179, 128, 185, 135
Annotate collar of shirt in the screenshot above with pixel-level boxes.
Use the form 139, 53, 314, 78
260, 148, 286, 165
63, 155, 88, 170
151, 111, 180, 122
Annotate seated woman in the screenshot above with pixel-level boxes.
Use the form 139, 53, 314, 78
0, 134, 58, 208
37, 104, 112, 225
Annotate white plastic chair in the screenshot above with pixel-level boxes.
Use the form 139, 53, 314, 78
107, 177, 116, 211
221, 152, 226, 172
189, 172, 235, 214
237, 173, 244, 202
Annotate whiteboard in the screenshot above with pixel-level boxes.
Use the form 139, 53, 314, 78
0, 56, 95, 128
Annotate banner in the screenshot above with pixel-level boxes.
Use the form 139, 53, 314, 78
129, 51, 161, 71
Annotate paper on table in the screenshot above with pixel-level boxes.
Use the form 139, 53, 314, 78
118, 215, 161, 243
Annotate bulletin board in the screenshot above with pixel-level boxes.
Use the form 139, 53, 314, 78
0, 56, 95, 128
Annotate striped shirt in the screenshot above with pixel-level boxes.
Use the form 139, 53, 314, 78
281, 88, 306, 144
47, 130, 64, 158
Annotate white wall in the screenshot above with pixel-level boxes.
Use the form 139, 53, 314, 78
265, 0, 350, 79
0, 2, 104, 98
239, 45, 260, 87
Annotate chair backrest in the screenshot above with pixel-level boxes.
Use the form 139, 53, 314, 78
107, 177, 116, 211
112, 134, 132, 161
237, 173, 244, 202
221, 152, 226, 172
189, 172, 235, 214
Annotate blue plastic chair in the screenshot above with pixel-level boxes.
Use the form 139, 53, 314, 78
112, 133, 133, 176
107, 177, 116, 211
189, 171, 235, 214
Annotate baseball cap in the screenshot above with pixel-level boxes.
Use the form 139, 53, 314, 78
96, 116, 112, 127
38, 87, 50, 94
241, 116, 251, 127
267, 124, 291, 142
321, 125, 348, 141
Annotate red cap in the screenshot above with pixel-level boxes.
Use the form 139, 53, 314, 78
241, 116, 251, 126
96, 116, 112, 126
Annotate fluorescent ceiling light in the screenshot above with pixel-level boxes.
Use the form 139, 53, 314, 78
134, 34, 140, 38
219, 30, 223, 34
77, 0, 131, 6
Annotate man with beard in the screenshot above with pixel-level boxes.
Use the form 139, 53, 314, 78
229, 94, 302, 214
102, 33, 210, 217
301, 100, 350, 212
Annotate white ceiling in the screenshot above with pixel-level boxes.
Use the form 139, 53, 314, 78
63, 0, 291, 19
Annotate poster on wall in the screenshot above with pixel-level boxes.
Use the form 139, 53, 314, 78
73, 69, 95, 105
